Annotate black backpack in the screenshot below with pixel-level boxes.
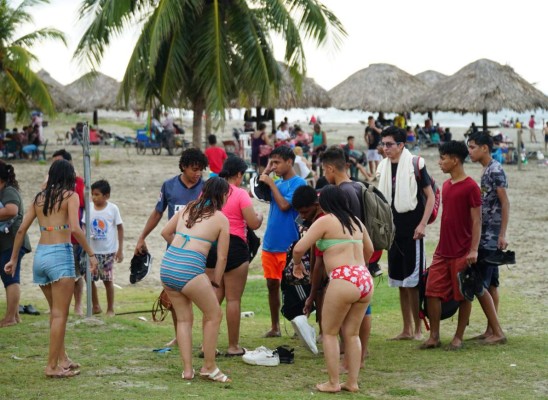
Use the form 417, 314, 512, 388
281, 241, 314, 321
418, 268, 460, 329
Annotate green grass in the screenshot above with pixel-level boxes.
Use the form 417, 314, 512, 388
1, 272, 546, 400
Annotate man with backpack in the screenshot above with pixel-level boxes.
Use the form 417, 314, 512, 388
376, 127, 435, 341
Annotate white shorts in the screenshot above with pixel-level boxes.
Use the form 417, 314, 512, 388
367, 149, 382, 162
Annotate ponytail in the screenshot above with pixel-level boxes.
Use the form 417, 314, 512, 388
0, 161, 19, 190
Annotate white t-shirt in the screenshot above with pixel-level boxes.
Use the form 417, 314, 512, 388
276, 129, 290, 141
82, 202, 123, 254
294, 155, 311, 178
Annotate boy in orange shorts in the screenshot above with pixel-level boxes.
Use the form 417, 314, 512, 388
420, 141, 481, 351
259, 146, 306, 337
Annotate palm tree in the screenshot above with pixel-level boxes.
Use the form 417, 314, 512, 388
75, 0, 345, 148
0, 0, 66, 130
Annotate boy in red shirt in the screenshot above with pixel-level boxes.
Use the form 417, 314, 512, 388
421, 141, 481, 351
204, 134, 227, 177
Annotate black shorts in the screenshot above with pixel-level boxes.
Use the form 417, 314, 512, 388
206, 234, 249, 272
387, 236, 424, 288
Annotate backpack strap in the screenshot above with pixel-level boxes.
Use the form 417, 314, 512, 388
412, 156, 422, 181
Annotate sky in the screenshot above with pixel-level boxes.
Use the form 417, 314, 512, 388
12, 0, 548, 94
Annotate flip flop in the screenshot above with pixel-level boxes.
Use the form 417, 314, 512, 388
46, 368, 80, 379
199, 367, 231, 383
198, 349, 221, 358
263, 330, 281, 338
445, 343, 464, 351
225, 348, 246, 357
153, 347, 172, 353
479, 337, 508, 345
418, 341, 442, 350
182, 369, 195, 381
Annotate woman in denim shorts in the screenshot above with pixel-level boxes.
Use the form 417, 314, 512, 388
4, 160, 97, 378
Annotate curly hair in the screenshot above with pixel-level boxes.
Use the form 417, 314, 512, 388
183, 177, 229, 228
0, 161, 19, 190
35, 160, 75, 216
179, 148, 208, 173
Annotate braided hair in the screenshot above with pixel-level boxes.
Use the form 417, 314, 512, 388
183, 177, 229, 228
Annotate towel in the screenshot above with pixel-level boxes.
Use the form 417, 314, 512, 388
376, 148, 419, 213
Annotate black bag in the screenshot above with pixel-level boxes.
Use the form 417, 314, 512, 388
247, 228, 261, 262
419, 268, 460, 330
281, 282, 312, 321
282, 241, 311, 286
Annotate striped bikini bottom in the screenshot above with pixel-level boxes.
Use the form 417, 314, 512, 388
160, 245, 207, 292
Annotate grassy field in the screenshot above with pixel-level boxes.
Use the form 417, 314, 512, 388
1, 261, 546, 400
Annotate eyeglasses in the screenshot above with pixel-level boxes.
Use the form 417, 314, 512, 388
380, 141, 401, 148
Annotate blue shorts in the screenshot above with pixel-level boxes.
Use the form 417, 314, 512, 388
365, 305, 372, 316
0, 248, 26, 288
33, 243, 75, 286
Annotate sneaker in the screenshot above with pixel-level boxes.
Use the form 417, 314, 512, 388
484, 249, 516, 266
457, 266, 479, 302
276, 346, 295, 364
130, 252, 152, 284
242, 346, 280, 366
291, 315, 318, 354
368, 263, 383, 277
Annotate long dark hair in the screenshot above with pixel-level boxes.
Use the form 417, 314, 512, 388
183, 177, 229, 228
35, 160, 76, 216
218, 156, 247, 179
318, 185, 363, 235
0, 161, 19, 190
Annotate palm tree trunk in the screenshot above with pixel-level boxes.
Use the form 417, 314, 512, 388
205, 113, 212, 136
0, 109, 6, 132
192, 98, 205, 149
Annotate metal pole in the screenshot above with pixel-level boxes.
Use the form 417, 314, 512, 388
82, 122, 93, 317
517, 128, 522, 172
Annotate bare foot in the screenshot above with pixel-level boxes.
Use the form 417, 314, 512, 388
414, 333, 424, 341
182, 368, 195, 380
341, 382, 359, 392
0, 319, 18, 328
74, 307, 83, 317
92, 307, 102, 315
387, 333, 414, 341
480, 335, 507, 345
316, 382, 341, 393
106, 310, 115, 317
165, 338, 177, 347
263, 330, 281, 338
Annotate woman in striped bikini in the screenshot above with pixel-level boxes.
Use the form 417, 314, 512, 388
5, 160, 98, 378
160, 177, 231, 383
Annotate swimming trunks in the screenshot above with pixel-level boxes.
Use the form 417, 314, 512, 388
330, 265, 373, 299
315, 238, 362, 252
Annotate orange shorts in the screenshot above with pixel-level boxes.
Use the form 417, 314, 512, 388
425, 253, 469, 302
262, 250, 287, 280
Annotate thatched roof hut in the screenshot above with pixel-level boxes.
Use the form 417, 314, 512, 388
243, 63, 330, 109
36, 69, 77, 112
328, 63, 428, 113
65, 72, 128, 112
413, 59, 548, 114
415, 70, 447, 87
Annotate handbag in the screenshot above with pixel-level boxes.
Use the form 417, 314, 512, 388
152, 289, 173, 322
259, 144, 273, 157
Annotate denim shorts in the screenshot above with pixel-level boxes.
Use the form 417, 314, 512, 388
33, 243, 75, 286
0, 248, 26, 288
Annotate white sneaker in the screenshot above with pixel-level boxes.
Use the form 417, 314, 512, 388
291, 315, 318, 354
242, 346, 280, 366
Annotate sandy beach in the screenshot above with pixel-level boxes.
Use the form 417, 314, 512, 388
6, 115, 548, 325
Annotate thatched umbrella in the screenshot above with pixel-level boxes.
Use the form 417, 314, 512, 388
413, 59, 548, 130
414, 70, 448, 121
65, 72, 128, 113
415, 70, 447, 87
36, 69, 77, 112
328, 63, 428, 113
